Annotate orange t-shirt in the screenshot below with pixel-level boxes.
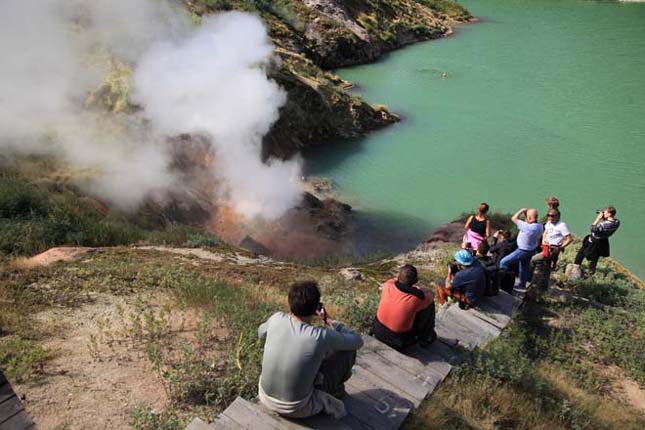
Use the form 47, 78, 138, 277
376, 279, 432, 333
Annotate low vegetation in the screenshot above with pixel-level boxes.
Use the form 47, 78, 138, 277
404, 253, 645, 430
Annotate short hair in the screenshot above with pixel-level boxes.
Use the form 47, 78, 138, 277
501, 230, 512, 239
606, 206, 616, 216
478, 203, 489, 215
546, 196, 560, 209
478, 240, 490, 256
398, 264, 418, 285
288, 281, 321, 317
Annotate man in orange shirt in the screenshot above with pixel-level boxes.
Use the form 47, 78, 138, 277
373, 264, 436, 351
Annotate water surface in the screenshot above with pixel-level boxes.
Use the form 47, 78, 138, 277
305, 0, 645, 278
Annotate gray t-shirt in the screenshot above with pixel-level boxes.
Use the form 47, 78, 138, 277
258, 312, 363, 402
516, 220, 544, 251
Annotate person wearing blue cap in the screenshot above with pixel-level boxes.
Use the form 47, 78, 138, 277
436, 249, 487, 308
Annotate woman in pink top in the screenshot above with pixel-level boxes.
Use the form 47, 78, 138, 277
462, 203, 491, 252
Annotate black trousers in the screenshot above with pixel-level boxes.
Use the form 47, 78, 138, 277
373, 304, 436, 351
317, 350, 356, 398
575, 236, 609, 274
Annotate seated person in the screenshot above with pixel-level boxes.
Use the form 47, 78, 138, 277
258, 281, 363, 419
373, 264, 436, 351
476, 241, 499, 296
490, 229, 518, 293
436, 249, 486, 308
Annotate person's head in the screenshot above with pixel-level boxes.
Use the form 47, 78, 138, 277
397, 264, 418, 286
604, 206, 616, 219
526, 208, 538, 223
477, 240, 490, 256
477, 202, 489, 216
546, 196, 560, 210
454, 249, 474, 267
546, 208, 560, 223
502, 230, 513, 240
288, 281, 321, 318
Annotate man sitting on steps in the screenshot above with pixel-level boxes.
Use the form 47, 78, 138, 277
436, 249, 487, 308
373, 264, 437, 351
258, 281, 363, 419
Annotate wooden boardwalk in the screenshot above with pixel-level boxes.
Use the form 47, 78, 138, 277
185, 291, 523, 430
0, 371, 33, 430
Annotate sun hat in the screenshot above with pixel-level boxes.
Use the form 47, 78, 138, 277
454, 249, 474, 266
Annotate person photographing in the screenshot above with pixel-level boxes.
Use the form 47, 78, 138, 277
258, 281, 363, 419
574, 206, 620, 275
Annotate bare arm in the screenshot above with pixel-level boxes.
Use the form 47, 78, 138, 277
511, 208, 527, 225
464, 215, 473, 230
561, 234, 573, 249
486, 219, 491, 238
591, 212, 604, 227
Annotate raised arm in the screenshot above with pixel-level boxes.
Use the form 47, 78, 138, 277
511, 208, 527, 225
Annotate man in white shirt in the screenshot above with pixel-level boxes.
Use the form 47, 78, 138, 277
531, 208, 573, 288
533, 208, 573, 267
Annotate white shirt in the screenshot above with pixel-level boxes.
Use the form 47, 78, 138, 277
544, 220, 571, 246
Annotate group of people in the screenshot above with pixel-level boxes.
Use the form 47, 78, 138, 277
256, 199, 620, 419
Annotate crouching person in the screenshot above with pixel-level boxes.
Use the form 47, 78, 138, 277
373, 264, 437, 351
436, 249, 486, 309
258, 281, 363, 419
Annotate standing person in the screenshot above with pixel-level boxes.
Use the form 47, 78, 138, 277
436, 249, 486, 308
462, 203, 491, 252
258, 281, 363, 419
574, 206, 621, 275
374, 264, 436, 351
531, 208, 573, 289
499, 208, 543, 292
546, 196, 560, 211
533, 208, 573, 270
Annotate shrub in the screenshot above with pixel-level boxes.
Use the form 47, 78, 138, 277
0, 179, 49, 219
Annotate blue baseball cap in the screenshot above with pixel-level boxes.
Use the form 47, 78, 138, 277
454, 249, 474, 266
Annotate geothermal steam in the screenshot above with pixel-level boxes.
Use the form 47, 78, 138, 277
0, 0, 301, 219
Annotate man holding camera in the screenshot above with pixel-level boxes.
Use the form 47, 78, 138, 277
374, 264, 436, 351
500, 207, 544, 292
574, 206, 620, 275
258, 281, 363, 418
436, 249, 487, 308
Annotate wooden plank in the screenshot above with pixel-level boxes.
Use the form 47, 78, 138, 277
403, 344, 452, 382
284, 411, 370, 430
0, 385, 14, 405
255, 399, 369, 430
0, 396, 24, 426
344, 372, 414, 429
356, 349, 428, 402
186, 417, 215, 430
0, 410, 33, 430
223, 397, 291, 430
351, 365, 421, 407
209, 415, 245, 430
360, 336, 443, 393
472, 292, 522, 329
434, 304, 500, 349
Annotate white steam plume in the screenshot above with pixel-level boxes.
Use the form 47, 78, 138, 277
0, 0, 301, 219
133, 12, 301, 219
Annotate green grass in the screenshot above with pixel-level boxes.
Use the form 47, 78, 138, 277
404, 267, 645, 430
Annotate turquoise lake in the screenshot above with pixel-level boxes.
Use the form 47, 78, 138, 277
304, 0, 645, 279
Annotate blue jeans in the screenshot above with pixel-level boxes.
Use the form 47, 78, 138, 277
500, 248, 534, 289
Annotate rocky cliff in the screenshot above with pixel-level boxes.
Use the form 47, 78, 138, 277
185, 0, 471, 158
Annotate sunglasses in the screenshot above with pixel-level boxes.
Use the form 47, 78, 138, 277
547, 214, 557, 217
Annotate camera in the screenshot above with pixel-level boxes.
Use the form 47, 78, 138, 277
449, 261, 461, 276
317, 302, 324, 312
595, 209, 602, 214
